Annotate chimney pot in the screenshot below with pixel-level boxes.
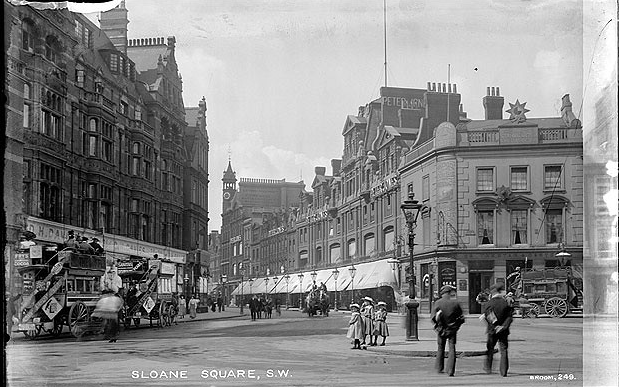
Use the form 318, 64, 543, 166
496, 87, 500, 96
427, 82, 431, 91
432, 82, 436, 91
453, 84, 457, 93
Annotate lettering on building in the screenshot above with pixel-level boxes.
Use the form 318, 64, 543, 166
307, 211, 329, 223
268, 227, 286, 237
371, 175, 400, 198
383, 96, 426, 110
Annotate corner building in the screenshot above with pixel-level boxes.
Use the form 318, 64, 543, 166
399, 87, 584, 313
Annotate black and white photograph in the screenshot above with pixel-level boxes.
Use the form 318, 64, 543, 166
3, 0, 618, 386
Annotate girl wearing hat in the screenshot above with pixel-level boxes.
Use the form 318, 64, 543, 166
372, 301, 389, 346
346, 303, 364, 350
360, 296, 374, 346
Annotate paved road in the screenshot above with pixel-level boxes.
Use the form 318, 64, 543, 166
6, 311, 585, 387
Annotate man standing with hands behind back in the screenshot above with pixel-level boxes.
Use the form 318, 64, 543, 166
484, 282, 514, 377
432, 285, 465, 377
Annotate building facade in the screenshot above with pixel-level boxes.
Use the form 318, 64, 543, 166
399, 87, 584, 313
3, 2, 208, 300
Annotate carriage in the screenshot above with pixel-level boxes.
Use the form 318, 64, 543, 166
12, 249, 107, 339
119, 259, 175, 329
305, 289, 330, 317
509, 267, 583, 318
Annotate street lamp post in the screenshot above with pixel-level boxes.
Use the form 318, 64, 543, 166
311, 269, 318, 286
239, 263, 245, 315
249, 278, 254, 300
401, 192, 424, 341
332, 268, 339, 311
284, 274, 290, 309
264, 276, 269, 296
348, 264, 356, 304
221, 274, 228, 311
297, 272, 304, 309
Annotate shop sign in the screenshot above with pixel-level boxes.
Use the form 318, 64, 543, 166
161, 262, 176, 275
307, 210, 328, 223
15, 252, 30, 267
268, 226, 286, 237
143, 297, 155, 314
149, 260, 161, 271
42, 297, 62, 320
230, 235, 241, 243
116, 261, 135, 274
370, 175, 400, 198
29, 245, 43, 259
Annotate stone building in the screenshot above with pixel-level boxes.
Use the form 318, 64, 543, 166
3, 1, 200, 299
399, 86, 584, 313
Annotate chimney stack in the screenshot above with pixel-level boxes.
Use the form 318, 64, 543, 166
331, 159, 342, 177
100, 1, 129, 54
483, 86, 504, 120
314, 166, 326, 176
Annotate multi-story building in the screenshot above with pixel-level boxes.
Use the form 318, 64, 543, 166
3, 1, 203, 300
220, 161, 304, 302
399, 86, 584, 313
182, 97, 210, 295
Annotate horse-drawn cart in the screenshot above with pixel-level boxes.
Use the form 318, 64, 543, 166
13, 249, 107, 339
304, 289, 330, 317
510, 267, 582, 318
119, 259, 174, 329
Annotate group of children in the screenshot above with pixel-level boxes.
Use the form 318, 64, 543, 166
346, 296, 389, 350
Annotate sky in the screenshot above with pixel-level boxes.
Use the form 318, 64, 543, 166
81, 0, 592, 231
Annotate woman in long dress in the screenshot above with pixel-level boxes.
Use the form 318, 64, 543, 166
346, 303, 364, 350
189, 295, 198, 319
178, 295, 186, 319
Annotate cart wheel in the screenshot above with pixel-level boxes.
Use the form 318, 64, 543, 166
545, 297, 568, 318
158, 301, 169, 327
51, 317, 64, 337
527, 303, 540, 318
23, 324, 42, 340
69, 301, 90, 337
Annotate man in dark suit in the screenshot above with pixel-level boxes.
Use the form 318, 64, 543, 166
432, 285, 465, 377
484, 282, 514, 377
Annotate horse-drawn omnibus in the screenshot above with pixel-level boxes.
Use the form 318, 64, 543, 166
12, 248, 107, 339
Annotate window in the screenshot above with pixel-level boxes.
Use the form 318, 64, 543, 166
545, 209, 563, 244
89, 118, 97, 132
22, 21, 35, 52
511, 210, 528, 245
477, 210, 494, 245
88, 135, 97, 156
329, 244, 341, 263
45, 35, 60, 63
132, 157, 140, 175
347, 239, 356, 259
132, 142, 140, 154
364, 234, 375, 256
102, 140, 112, 162
383, 227, 394, 251
75, 69, 85, 88
422, 175, 430, 201
120, 101, 128, 116
544, 165, 563, 190
510, 167, 528, 191
109, 54, 118, 72
23, 103, 30, 128
477, 168, 494, 192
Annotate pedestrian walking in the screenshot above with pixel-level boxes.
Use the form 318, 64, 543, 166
178, 295, 186, 318
92, 290, 123, 342
346, 303, 364, 350
372, 301, 389, 346
249, 295, 259, 321
360, 296, 374, 346
189, 295, 199, 319
483, 283, 514, 377
217, 293, 223, 312
432, 285, 465, 377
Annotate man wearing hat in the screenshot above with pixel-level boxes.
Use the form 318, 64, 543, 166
431, 285, 465, 377
89, 237, 104, 255
78, 236, 95, 254
360, 296, 375, 346
484, 282, 513, 377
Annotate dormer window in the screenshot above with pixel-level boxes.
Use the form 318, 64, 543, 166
109, 53, 119, 73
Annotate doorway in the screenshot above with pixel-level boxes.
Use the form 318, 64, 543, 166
469, 272, 494, 314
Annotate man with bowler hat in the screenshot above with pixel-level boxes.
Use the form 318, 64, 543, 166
431, 285, 465, 377
484, 282, 514, 377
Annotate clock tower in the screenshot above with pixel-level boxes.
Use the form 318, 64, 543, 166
222, 160, 237, 213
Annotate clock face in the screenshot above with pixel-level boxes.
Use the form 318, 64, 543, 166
223, 192, 231, 200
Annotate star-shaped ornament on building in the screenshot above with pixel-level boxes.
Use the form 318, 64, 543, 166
505, 99, 530, 123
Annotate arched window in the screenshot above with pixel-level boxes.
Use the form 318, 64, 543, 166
89, 118, 97, 132
329, 243, 341, 263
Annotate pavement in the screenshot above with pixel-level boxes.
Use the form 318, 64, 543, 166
175, 307, 497, 358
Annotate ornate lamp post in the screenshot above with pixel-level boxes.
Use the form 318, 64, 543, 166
284, 274, 291, 309
311, 269, 318, 283
239, 263, 245, 314
264, 276, 269, 296
273, 275, 279, 298
348, 264, 356, 304
401, 192, 424, 341
248, 277, 254, 299
332, 268, 339, 310
221, 274, 228, 309
297, 272, 304, 309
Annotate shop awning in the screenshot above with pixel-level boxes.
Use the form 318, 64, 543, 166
229, 258, 398, 296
